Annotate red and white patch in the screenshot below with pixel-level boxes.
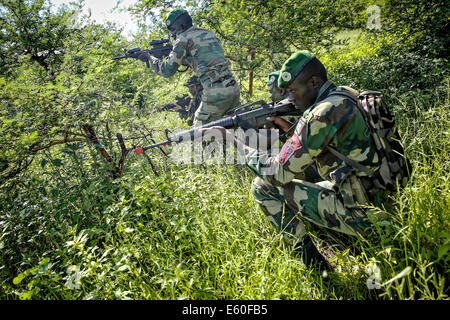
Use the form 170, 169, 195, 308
278, 129, 303, 165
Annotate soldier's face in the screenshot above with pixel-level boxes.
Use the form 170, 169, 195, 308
268, 85, 286, 103
287, 76, 318, 111
168, 24, 178, 40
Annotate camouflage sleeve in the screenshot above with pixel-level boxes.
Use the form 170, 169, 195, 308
244, 117, 337, 186
150, 38, 188, 78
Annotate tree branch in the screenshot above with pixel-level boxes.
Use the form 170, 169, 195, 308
116, 132, 131, 173
31, 138, 85, 152
82, 124, 121, 177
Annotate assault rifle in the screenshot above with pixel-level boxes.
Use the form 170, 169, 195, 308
134, 100, 299, 154
159, 94, 191, 112
112, 39, 172, 68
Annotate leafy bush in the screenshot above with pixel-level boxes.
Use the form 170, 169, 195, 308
1, 0, 448, 300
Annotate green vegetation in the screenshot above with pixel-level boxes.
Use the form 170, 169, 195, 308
0, 0, 448, 300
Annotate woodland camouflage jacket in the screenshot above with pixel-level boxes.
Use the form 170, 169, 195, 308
151, 26, 232, 88
244, 80, 383, 204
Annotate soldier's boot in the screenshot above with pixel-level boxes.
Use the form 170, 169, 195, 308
295, 235, 331, 271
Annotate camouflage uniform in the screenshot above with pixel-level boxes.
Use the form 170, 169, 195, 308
266, 71, 321, 181
150, 26, 240, 126
245, 80, 386, 241
184, 76, 203, 126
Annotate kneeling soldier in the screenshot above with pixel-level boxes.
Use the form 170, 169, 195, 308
200, 51, 388, 270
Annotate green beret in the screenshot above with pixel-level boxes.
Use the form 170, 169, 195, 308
166, 9, 188, 28
278, 50, 315, 88
266, 71, 280, 86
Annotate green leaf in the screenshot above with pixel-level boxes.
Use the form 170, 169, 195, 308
60, 148, 74, 155
40, 159, 48, 168
117, 265, 129, 272
52, 159, 63, 166
13, 273, 26, 285
19, 131, 39, 144
19, 291, 33, 300
437, 242, 450, 261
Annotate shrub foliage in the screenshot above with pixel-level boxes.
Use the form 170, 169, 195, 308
0, 0, 448, 299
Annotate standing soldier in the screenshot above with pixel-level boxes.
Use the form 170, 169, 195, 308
199, 50, 389, 270
139, 9, 240, 126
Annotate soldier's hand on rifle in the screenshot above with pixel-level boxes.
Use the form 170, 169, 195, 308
137, 51, 151, 62
266, 116, 294, 133
172, 104, 182, 111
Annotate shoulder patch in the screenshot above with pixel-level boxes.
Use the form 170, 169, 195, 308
278, 129, 303, 165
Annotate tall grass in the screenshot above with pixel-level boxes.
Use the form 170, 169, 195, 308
2, 80, 447, 300
1, 22, 449, 300
357, 81, 450, 299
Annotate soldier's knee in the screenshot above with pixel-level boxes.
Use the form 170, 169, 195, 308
251, 177, 265, 198
251, 177, 280, 201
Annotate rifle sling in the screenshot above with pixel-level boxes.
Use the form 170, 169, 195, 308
325, 90, 378, 176
326, 146, 375, 176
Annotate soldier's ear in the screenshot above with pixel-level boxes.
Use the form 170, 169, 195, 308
308, 76, 322, 89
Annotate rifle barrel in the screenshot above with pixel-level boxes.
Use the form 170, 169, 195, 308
143, 140, 171, 151
135, 101, 296, 154
111, 55, 127, 60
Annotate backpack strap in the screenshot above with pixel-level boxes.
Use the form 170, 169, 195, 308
327, 88, 374, 124
328, 91, 357, 100
325, 146, 377, 177
325, 88, 378, 176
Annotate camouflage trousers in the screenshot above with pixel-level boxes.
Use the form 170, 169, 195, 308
251, 177, 374, 242
193, 77, 240, 126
